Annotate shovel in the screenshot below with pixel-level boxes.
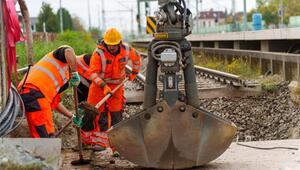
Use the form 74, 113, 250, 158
70, 86, 91, 165
55, 77, 129, 137
77, 77, 129, 120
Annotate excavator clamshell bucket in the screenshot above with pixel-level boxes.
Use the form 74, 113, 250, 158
108, 101, 237, 169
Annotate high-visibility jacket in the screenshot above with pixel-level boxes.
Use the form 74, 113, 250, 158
77, 54, 91, 88
18, 50, 70, 138
82, 42, 141, 147
88, 42, 141, 86
20, 51, 70, 103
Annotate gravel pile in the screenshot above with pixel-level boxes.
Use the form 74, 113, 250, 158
199, 81, 300, 141
123, 105, 143, 119
124, 82, 300, 142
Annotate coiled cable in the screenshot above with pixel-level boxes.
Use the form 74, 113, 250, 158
0, 84, 25, 137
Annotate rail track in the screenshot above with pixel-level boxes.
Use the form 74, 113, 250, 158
133, 41, 300, 81
125, 52, 260, 103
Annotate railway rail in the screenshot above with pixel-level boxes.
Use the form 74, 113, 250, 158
139, 52, 257, 87
133, 41, 300, 81
125, 52, 260, 103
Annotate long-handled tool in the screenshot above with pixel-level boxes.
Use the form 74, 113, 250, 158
81, 77, 129, 115
70, 86, 91, 165
55, 77, 129, 137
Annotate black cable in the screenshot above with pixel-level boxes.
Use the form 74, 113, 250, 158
237, 142, 298, 151
0, 90, 14, 135
181, 0, 187, 26
18, 64, 32, 93
0, 85, 25, 137
3, 85, 25, 137
0, 65, 32, 136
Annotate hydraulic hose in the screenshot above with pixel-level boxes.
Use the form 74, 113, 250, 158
179, 0, 187, 27
0, 84, 25, 137
151, 41, 182, 61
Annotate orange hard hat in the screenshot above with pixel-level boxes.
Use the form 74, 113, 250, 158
103, 28, 122, 45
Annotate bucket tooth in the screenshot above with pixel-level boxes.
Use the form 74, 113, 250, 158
109, 101, 237, 169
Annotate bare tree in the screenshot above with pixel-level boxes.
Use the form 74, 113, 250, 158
18, 0, 34, 65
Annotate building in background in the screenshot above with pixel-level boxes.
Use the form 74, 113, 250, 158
30, 17, 37, 32
194, 9, 226, 28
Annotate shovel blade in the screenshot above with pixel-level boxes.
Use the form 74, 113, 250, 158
108, 101, 237, 169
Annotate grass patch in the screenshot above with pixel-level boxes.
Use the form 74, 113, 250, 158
193, 53, 260, 79
259, 74, 282, 92
16, 31, 96, 68
292, 83, 300, 95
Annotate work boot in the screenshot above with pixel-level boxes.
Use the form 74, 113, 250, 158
92, 144, 106, 152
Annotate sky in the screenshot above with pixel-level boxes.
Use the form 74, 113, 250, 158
17, 0, 257, 33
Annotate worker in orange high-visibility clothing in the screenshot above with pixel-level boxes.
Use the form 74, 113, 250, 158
18, 46, 81, 138
76, 54, 99, 135
81, 28, 141, 149
76, 54, 92, 103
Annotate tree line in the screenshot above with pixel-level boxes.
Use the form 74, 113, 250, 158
248, 0, 300, 27
36, 2, 101, 35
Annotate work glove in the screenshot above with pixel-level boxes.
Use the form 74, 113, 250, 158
69, 72, 81, 87
128, 73, 137, 81
103, 85, 112, 96
112, 151, 120, 157
72, 108, 84, 128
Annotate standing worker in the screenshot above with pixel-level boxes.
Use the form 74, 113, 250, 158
81, 28, 141, 150
18, 45, 81, 138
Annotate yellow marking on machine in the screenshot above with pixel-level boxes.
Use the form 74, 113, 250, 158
146, 16, 156, 34
154, 32, 169, 39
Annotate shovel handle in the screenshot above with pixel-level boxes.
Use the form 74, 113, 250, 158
73, 86, 85, 160
95, 77, 129, 109
55, 78, 129, 137
55, 119, 72, 137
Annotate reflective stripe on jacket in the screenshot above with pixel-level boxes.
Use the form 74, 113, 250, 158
77, 54, 91, 79
21, 52, 70, 102
89, 43, 141, 85
77, 54, 91, 87
81, 130, 110, 147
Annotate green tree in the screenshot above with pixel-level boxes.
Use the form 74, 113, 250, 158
250, 0, 300, 26
283, 0, 300, 23
257, 3, 279, 26
57, 8, 73, 31
89, 27, 102, 40
256, 0, 268, 6
36, 2, 59, 32
72, 16, 85, 31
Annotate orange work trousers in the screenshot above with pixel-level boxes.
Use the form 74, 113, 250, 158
19, 87, 56, 138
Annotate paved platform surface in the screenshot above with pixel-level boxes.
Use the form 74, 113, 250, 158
135, 27, 300, 42
59, 139, 300, 169
198, 139, 300, 170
